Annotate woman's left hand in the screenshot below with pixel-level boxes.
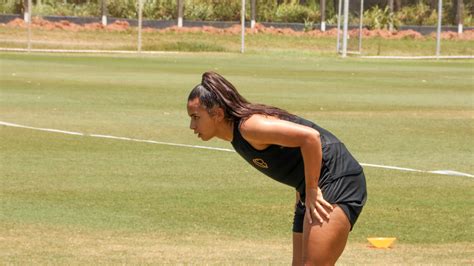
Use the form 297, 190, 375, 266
305, 187, 334, 225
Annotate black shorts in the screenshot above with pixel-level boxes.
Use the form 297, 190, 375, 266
292, 171, 367, 233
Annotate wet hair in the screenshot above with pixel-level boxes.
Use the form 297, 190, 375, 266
188, 71, 295, 123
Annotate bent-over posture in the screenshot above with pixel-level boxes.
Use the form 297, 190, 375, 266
186, 72, 367, 265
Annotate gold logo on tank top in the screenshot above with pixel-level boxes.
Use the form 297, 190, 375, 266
252, 158, 268, 169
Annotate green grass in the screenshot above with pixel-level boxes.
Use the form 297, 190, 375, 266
0, 52, 473, 264
1, 26, 473, 56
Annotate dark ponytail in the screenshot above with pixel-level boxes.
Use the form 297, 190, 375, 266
188, 71, 295, 123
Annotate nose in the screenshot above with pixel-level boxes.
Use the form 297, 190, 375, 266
189, 120, 196, 130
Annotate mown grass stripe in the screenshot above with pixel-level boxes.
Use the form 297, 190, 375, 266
2, 120, 471, 178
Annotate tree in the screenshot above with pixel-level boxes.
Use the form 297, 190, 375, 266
455, 0, 464, 33
429, 0, 437, 10
394, 0, 401, 12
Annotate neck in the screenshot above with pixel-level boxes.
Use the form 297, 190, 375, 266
216, 121, 234, 142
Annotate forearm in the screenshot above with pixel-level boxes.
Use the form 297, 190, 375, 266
300, 133, 322, 190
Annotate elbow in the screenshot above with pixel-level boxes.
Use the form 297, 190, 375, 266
303, 130, 321, 147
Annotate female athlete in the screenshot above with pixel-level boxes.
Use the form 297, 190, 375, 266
186, 72, 367, 265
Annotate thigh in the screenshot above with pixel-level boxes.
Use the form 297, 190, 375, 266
320, 172, 367, 230
302, 205, 351, 265
292, 232, 303, 266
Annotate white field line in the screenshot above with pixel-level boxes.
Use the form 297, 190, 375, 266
361, 55, 474, 60
1, 120, 472, 178
0, 121, 234, 152
0, 47, 179, 55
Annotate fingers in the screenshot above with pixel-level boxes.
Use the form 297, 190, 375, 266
317, 198, 334, 220
316, 187, 334, 212
305, 206, 313, 225
313, 207, 324, 224
319, 197, 334, 212
306, 202, 334, 225
315, 202, 331, 221
305, 204, 325, 225
304, 187, 335, 225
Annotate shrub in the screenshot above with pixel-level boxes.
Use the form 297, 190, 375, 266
364, 5, 399, 30
3, 0, 472, 26
143, 0, 176, 20
33, 2, 98, 17
0, 0, 24, 14
396, 2, 433, 26
256, 0, 279, 22
275, 3, 319, 23
466, 2, 474, 26
107, 0, 137, 19
72, 2, 101, 17
183, 0, 212, 21
464, 9, 474, 26
210, 0, 241, 21
303, 19, 314, 31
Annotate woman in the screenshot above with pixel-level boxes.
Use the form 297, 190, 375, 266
186, 72, 367, 265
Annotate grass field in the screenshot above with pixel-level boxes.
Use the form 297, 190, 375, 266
1, 26, 473, 56
1, 51, 473, 264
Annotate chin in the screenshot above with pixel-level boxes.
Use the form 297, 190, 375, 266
200, 135, 213, 141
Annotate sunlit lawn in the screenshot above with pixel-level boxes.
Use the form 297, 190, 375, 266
1, 52, 473, 264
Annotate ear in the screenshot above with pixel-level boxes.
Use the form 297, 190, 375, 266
212, 107, 225, 122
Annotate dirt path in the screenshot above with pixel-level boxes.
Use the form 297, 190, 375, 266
3, 17, 474, 40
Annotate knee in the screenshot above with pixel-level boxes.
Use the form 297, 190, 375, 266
303, 253, 335, 266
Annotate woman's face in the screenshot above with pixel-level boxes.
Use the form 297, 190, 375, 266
187, 97, 219, 141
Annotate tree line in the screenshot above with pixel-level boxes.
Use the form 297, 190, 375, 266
2, 0, 471, 27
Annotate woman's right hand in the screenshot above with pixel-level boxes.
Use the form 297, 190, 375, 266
305, 186, 333, 225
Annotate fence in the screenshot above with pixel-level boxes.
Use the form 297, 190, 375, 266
0, 0, 472, 57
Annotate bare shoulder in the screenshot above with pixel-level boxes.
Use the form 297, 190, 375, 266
240, 114, 307, 132
239, 115, 277, 147
239, 114, 320, 149
240, 114, 270, 128
239, 114, 279, 134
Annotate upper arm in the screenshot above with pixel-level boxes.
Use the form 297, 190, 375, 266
239, 115, 320, 149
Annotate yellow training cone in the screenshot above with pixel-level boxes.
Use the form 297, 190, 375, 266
367, 237, 397, 249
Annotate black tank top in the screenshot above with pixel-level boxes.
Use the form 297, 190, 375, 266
231, 115, 363, 193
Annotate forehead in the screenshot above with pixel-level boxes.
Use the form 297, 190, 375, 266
187, 98, 205, 115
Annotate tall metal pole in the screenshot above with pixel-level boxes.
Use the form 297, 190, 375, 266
436, 0, 442, 57
251, 0, 256, 29
27, 0, 32, 52
241, 0, 245, 53
336, 0, 342, 53
138, 0, 143, 53
320, 0, 326, 31
342, 0, 349, 57
456, 0, 463, 34
23, 0, 28, 21
101, 0, 107, 26
358, 0, 364, 53
177, 0, 183, 27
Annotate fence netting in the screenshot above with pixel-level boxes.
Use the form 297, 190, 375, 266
0, 0, 472, 56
